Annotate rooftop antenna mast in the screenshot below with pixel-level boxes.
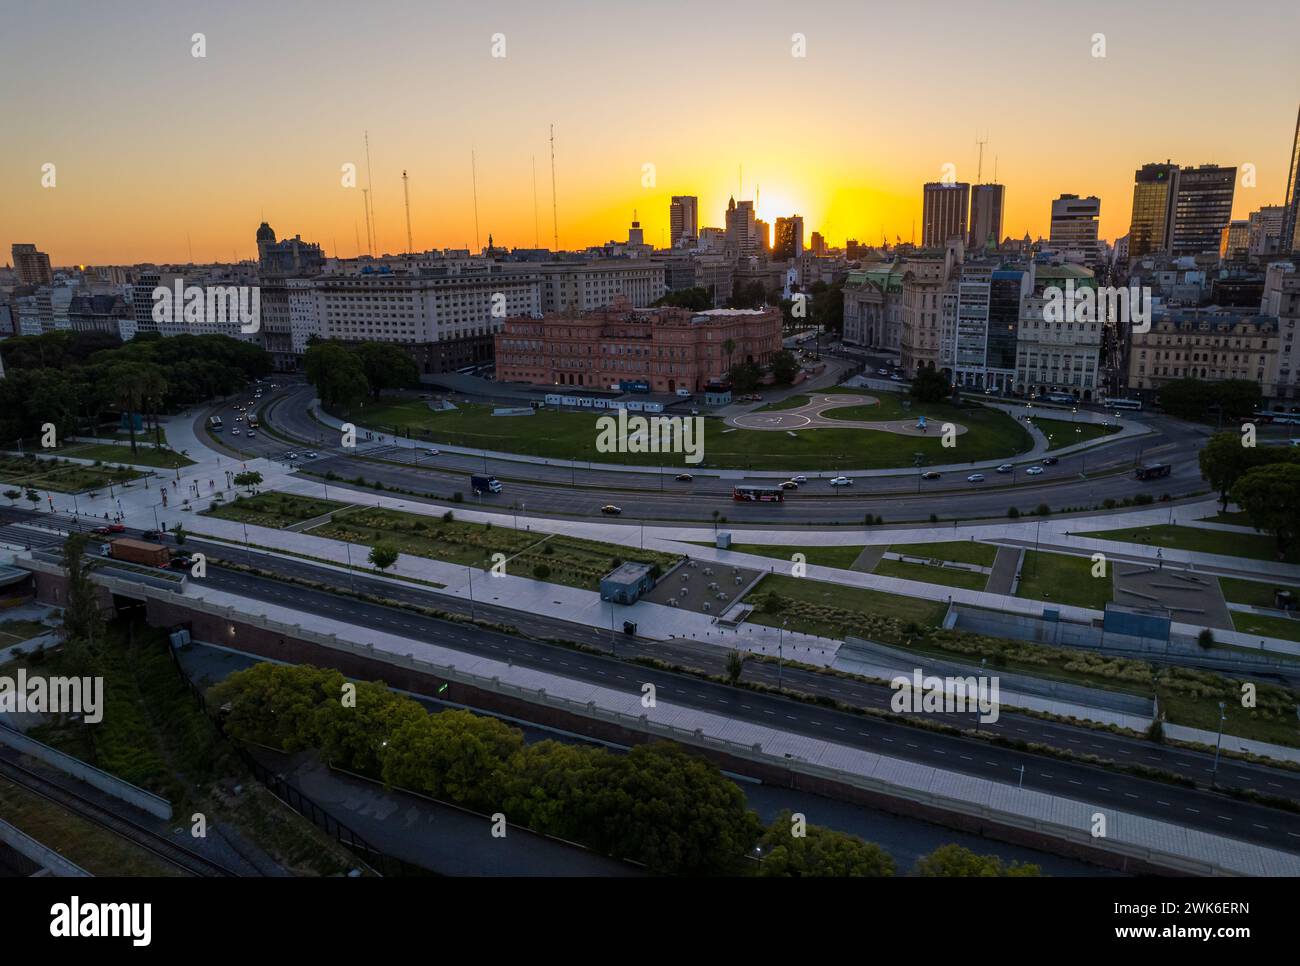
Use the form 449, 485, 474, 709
471, 150, 481, 252
531, 155, 540, 248
402, 169, 414, 254
364, 130, 377, 254
362, 188, 373, 256
549, 124, 559, 252
993, 155, 999, 184
354, 221, 362, 259
976, 133, 988, 184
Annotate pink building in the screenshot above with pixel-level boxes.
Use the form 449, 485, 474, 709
495, 296, 782, 393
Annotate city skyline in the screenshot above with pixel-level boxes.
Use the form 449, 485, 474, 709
2, 0, 1299, 265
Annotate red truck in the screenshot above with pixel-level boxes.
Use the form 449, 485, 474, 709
102, 537, 171, 568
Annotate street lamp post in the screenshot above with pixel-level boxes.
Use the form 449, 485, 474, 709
777, 618, 788, 691
1211, 701, 1227, 786
466, 564, 476, 619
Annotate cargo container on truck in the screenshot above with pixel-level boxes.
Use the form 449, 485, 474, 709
107, 537, 171, 567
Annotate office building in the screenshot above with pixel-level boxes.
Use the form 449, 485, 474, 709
1248, 206, 1286, 256
1220, 221, 1250, 261
968, 184, 1005, 251
1171, 164, 1236, 256
1015, 264, 1103, 400
774, 216, 805, 260
1281, 104, 1300, 255
1049, 194, 1102, 264
725, 197, 757, 257
1128, 162, 1179, 258
1127, 308, 1279, 401
669, 196, 699, 247
922, 182, 970, 247
11, 244, 53, 286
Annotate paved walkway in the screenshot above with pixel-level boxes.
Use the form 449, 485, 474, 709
985, 547, 1022, 596
728, 393, 970, 438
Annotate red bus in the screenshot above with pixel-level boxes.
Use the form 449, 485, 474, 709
733, 484, 785, 503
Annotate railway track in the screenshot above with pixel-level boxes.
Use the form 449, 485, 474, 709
0, 755, 240, 877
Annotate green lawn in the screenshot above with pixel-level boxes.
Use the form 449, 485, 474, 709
60, 442, 194, 469
1201, 510, 1252, 526
1230, 611, 1300, 644
873, 558, 989, 592
1029, 417, 1121, 451
0, 453, 142, 493
889, 540, 998, 568
1218, 576, 1300, 608
745, 573, 947, 641
205, 491, 351, 529
755, 395, 811, 412
1016, 551, 1114, 610
309, 505, 678, 592
344, 393, 1033, 471
693, 542, 868, 570
1080, 524, 1293, 563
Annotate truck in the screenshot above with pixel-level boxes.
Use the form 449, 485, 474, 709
104, 537, 171, 567
1134, 463, 1172, 481
471, 474, 502, 495
207, 415, 223, 432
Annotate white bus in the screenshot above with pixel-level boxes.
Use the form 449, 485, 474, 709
1103, 397, 1142, 411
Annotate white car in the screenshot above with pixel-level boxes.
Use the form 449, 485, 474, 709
829, 476, 853, 486
967, 473, 985, 483
1025, 466, 1043, 475
425, 448, 440, 456
285, 452, 298, 460
246, 432, 256, 439
996, 463, 1014, 474
231, 428, 241, 436
305, 451, 318, 459
791, 475, 808, 483
889, 374, 903, 382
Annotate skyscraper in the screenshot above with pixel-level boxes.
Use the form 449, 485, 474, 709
922, 182, 970, 247
774, 216, 805, 259
1170, 164, 1236, 256
725, 197, 757, 257
968, 184, 1005, 251
1049, 195, 1102, 263
1127, 162, 1179, 257
1281, 104, 1300, 255
670, 196, 699, 247
11, 244, 53, 286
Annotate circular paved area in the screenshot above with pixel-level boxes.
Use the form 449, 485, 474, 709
729, 394, 968, 438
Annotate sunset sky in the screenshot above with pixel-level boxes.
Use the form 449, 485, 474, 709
2, 0, 1298, 266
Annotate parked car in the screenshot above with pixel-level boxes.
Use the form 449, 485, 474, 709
996, 463, 1014, 473
1041, 456, 1059, 465
675, 473, 694, 482
967, 473, 985, 483
600, 504, 623, 515
921, 471, 941, 480
829, 476, 853, 486
1025, 466, 1044, 476
779, 480, 799, 490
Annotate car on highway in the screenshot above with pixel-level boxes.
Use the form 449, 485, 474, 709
246, 432, 256, 438
600, 504, 623, 515
791, 475, 808, 483
170, 554, 193, 570
829, 476, 853, 486
285, 452, 298, 460
921, 471, 941, 480
967, 473, 985, 483
674, 473, 693, 482
1041, 456, 1059, 465
140, 530, 160, 541
996, 463, 1014, 473
1025, 466, 1044, 475
92, 523, 125, 535
231, 428, 241, 436
425, 448, 440, 456
779, 480, 799, 490
304, 451, 318, 459
877, 367, 890, 375
889, 373, 903, 382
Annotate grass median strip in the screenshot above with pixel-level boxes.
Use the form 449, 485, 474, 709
1079, 524, 1293, 563
1016, 550, 1113, 610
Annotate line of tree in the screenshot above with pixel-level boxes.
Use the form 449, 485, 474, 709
0, 330, 271, 454
1199, 432, 1300, 558
1158, 378, 1262, 422
304, 340, 419, 411
208, 662, 1029, 876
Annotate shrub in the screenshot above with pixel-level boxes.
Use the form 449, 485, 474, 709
1035, 503, 1051, 516
1197, 628, 1215, 650
1008, 507, 1020, 519
533, 564, 551, 581
443, 511, 454, 522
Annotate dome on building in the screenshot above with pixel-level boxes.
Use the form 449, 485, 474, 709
256, 222, 276, 244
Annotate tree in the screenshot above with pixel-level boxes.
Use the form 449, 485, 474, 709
368, 542, 399, 572
1231, 463, 1300, 558
1197, 628, 1215, 650
725, 649, 744, 686
101, 359, 150, 455
756, 811, 895, 877
304, 343, 369, 410
354, 342, 419, 400
769, 349, 799, 385
1198, 432, 1297, 510
722, 338, 737, 374
172, 523, 187, 546
233, 470, 263, 494
913, 843, 1041, 877
910, 366, 949, 403
3, 490, 18, 506
727, 360, 763, 393
653, 287, 712, 311
25, 488, 40, 509
60, 532, 104, 673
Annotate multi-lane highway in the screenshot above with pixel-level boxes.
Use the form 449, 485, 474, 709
5, 506, 1298, 858
201, 381, 1215, 525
